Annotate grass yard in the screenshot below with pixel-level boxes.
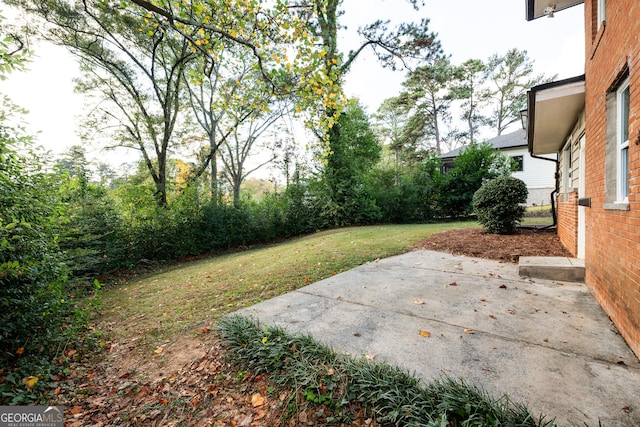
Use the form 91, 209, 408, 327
521, 215, 554, 226
98, 222, 477, 352
67, 221, 568, 426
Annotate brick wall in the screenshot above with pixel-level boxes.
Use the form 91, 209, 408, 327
584, 0, 640, 358
557, 192, 578, 257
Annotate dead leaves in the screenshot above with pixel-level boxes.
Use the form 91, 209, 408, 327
51, 336, 336, 427
251, 392, 266, 407
419, 330, 431, 338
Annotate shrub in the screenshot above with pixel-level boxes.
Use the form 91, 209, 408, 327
438, 141, 513, 218
473, 176, 528, 234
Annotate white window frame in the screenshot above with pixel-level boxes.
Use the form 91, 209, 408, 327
616, 78, 630, 202
597, 0, 606, 28
563, 143, 572, 192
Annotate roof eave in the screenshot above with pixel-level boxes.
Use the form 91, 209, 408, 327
527, 75, 586, 155
526, 0, 584, 21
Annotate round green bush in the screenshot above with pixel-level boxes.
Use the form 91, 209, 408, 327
472, 176, 528, 234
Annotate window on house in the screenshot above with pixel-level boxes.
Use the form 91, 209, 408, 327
564, 144, 572, 192
511, 156, 524, 172
605, 73, 631, 209
617, 79, 630, 201
597, 0, 606, 28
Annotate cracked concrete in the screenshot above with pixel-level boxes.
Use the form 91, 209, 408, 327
237, 250, 640, 426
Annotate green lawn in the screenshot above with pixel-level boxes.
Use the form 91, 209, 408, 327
98, 222, 476, 346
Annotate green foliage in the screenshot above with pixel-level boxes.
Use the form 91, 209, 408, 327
438, 141, 513, 218
56, 172, 124, 288
473, 176, 528, 234
0, 137, 91, 404
217, 315, 553, 426
367, 154, 442, 223
323, 102, 382, 227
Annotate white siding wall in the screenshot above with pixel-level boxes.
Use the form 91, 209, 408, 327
502, 147, 556, 205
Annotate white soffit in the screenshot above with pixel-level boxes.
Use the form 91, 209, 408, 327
531, 80, 585, 155
527, 0, 584, 20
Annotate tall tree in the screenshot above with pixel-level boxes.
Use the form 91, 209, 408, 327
485, 48, 554, 135
398, 56, 457, 155
125, 0, 334, 132
294, 0, 442, 224
449, 58, 489, 144
321, 100, 382, 225
372, 96, 411, 181
182, 42, 288, 202
13, 0, 196, 205
220, 100, 290, 205
300, 0, 442, 144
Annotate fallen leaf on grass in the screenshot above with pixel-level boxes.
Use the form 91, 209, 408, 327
201, 327, 211, 333
419, 330, 431, 338
22, 376, 38, 389
463, 328, 474, 334
154, 347, 163, 354
414, 299, 425, 305
15, 347, 24, 355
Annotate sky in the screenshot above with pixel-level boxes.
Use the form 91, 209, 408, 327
0, 0, 585, 166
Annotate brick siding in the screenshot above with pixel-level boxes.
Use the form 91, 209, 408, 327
584, 0, 640, 357
557, 192, 578, 257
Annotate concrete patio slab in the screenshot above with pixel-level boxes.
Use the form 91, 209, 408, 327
237, 250, 640, 426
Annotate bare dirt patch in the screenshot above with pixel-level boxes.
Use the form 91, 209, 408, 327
416, 227, 571, 262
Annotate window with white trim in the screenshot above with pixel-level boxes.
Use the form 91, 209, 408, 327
597, 0, 606, 28
563, 144, 572, 192
617, 78, 630, 201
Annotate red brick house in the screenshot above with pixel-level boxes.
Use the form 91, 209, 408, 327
525, 0, 640, 358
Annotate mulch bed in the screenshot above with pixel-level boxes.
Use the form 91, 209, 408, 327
416, 227, 572, 262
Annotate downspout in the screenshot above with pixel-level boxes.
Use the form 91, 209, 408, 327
526, 90, 558, 228
529, 150, 559, 228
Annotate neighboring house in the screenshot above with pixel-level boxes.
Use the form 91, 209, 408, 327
439, 129, 556, 206
525, 0, 640, 358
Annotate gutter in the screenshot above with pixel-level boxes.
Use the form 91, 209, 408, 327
526, 88, 560, 228
525, 74, 586, 229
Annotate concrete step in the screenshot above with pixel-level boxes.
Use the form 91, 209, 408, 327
519, 256, 585, 282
